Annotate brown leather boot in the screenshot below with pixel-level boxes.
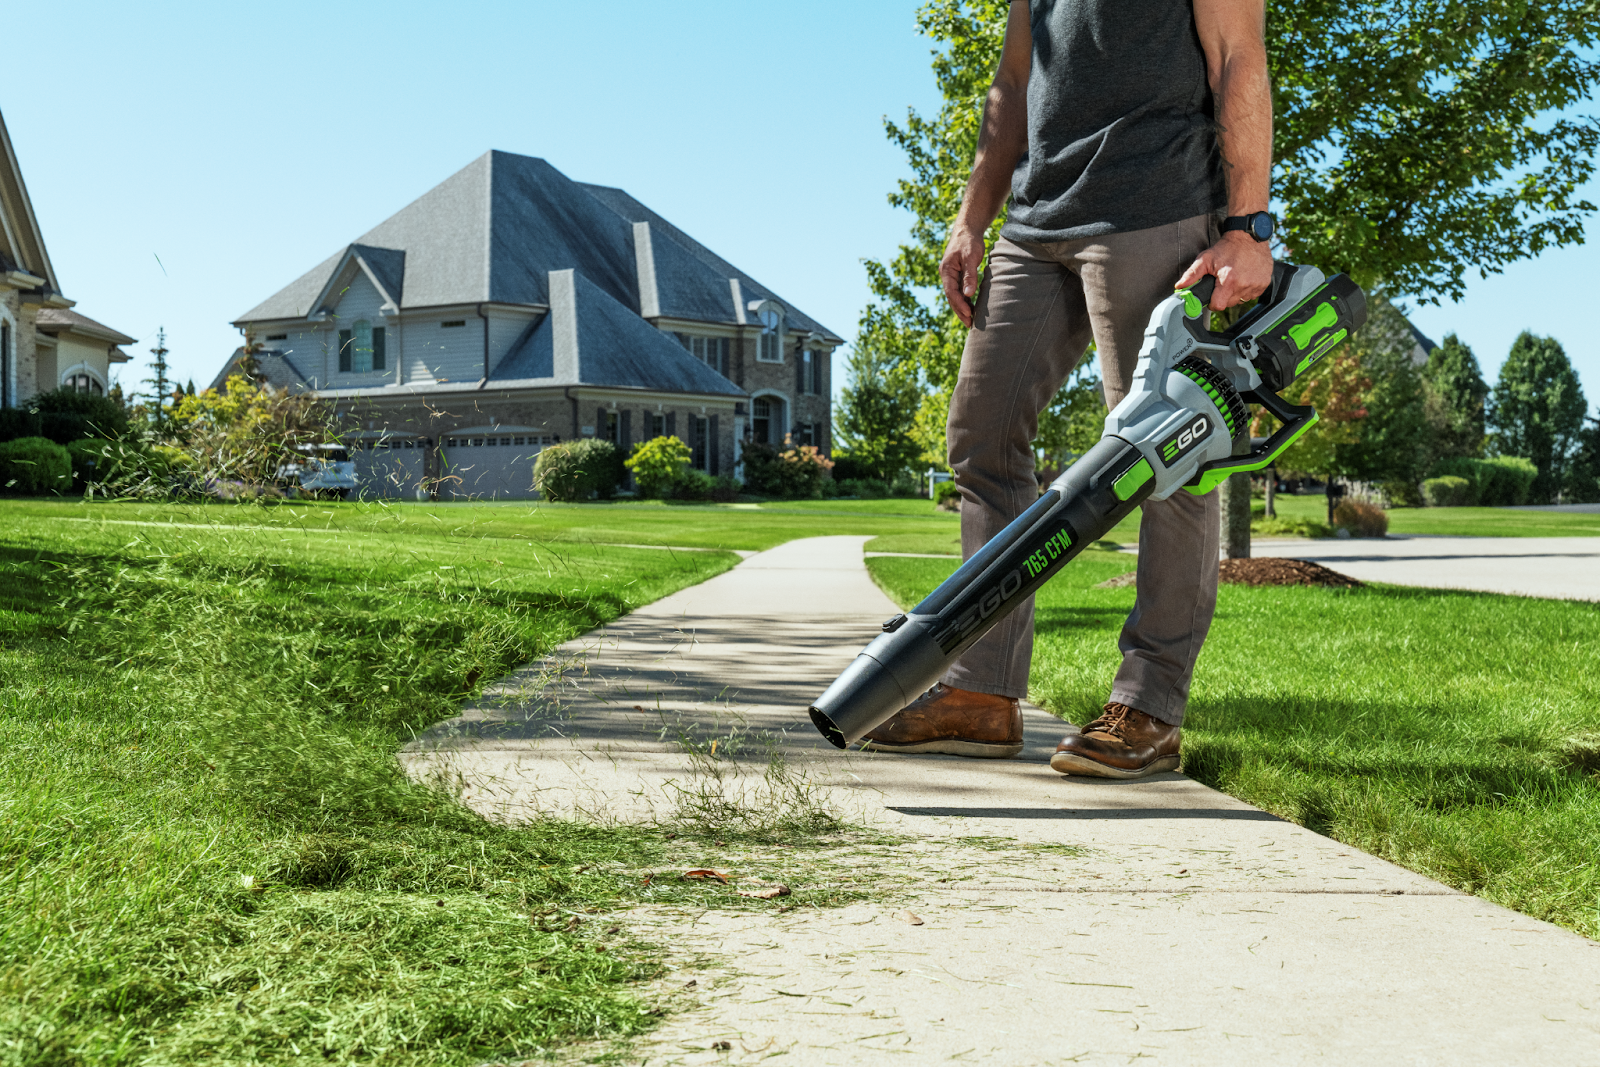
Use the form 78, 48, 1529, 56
1050, 703, 1180, 779
860, 683, 1023, 758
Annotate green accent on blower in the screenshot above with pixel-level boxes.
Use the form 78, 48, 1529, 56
1295, 328, 1348, 376
1113, 458, 1154, 501
1288, 302, 1339, 350
1177, 366, 1238, 435
1183, 412, 1321, 496
1177, 288, 1203, 318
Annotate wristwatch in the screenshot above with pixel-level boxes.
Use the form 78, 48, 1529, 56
1221, 212, 1276, 242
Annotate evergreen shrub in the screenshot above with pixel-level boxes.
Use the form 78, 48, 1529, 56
1422, 475, 1475, 507
1429, 456, 1538, 506
742, 441, 834, 499
532, 439, 621, 501
0, 436, 72, 494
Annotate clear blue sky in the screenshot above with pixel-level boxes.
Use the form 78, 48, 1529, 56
5, 0, 1597, 411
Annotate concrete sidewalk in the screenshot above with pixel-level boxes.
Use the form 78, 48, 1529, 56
406, 537, 1599, 1065
1262, 535, 1600, 601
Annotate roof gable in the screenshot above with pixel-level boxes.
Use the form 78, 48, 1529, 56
0, 108, 61, 296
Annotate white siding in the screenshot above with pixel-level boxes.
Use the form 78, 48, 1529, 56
327, 274, 391, 386
402, 315, 484, 385
264, 327, 333, 388
487, 310, 539, 375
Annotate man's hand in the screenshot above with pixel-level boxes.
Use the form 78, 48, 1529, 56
1175, 230, 1273, 310
941, 225, 988, 328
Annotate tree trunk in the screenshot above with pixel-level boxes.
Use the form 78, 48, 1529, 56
1264, 466, 1277, 518
1219, 471, 1252, 559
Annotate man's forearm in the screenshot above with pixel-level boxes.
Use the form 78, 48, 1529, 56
954, 78, 1028, 234
1213, 47, 1272, 215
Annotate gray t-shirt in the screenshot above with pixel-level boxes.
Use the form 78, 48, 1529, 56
1001, 0, 1227, 243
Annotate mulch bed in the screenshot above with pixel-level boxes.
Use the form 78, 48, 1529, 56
1218, 557, 1363, 588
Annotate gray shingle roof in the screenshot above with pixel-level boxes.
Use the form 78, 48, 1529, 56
207, 347, 312, 393
236, 151, 838, 342
490, 269, 742, 396
579, 182, 841, 341
34, 307, 136, 345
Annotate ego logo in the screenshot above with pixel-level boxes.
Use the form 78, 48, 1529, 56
1158, 415, 1213, 466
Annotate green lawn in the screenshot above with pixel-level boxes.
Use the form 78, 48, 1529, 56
868, 552, 1600, 941
0, 501, 918, 1065
4, 496, 957, 554
1263, 492, 1600, 537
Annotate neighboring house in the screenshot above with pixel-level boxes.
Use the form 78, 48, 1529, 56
0, 108, 134, 407
221, 150, 842, 499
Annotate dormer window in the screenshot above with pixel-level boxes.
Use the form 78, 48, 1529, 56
337, 319, 387, 374
756, 303, 784, 363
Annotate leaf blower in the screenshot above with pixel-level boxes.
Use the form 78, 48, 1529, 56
809, 262, 1367, 749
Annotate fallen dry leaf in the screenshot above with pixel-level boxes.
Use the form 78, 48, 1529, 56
682, 868, 729, 883
893, 910, 925, 926
736, 885, 791, 900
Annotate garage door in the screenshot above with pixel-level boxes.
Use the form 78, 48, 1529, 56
353, 439, 427, 499
440, 432, 554, 500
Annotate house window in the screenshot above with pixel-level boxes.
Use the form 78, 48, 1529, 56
372, 326, 386, 371
751, 397, 773, 445
265, 333, 287, 342
442, 320, 466, 328
338, 329, 352, 372
601, 410, 619, 444
674, 334, 729, 375
64, 373, 103, 395
810, 350, 823, 395
799, 350, 824, 395
692, 416, 709, 470
757, 305, 783, 363
649, 412, 665, 438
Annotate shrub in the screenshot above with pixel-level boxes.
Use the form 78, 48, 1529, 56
1423, 475, 1475, 507
710, 474, 741, 503
671, 470, 714, 501
830, 452, 876, 482
742, 441, 835, 499
837, 477, 890, 499
0, 436, 72, 494
1332, 499, 1389, 537
625, 435, 691, 499
31, 387, 131, 441
934, 480, 962, 511
1429, 456, 1538, 507
0, 388, 130, 445
532, 438, 621, 501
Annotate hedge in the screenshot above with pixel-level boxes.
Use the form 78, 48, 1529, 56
0, 436, 72, 494
1427, 456, 1538, 507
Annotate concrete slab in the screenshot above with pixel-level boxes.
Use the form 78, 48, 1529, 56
404, 536, 1600, 1065
1262, 535, 1600, 601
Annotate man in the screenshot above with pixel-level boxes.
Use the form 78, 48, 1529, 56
862, 0, 1275, 778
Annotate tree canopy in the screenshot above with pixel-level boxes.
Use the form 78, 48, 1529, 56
1423, 334, 1490, 459
1489, 332, 1588, 502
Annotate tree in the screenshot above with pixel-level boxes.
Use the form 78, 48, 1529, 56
862, 0, 1598, 463
142, 327, 174, 432
1423, 333, 1490, 460
1565, 410, 1600, 504
1335, 297, 1435, 500
1034, 361, 1105, 479
834, 339, 927, 481
1488, 332, 1588, 503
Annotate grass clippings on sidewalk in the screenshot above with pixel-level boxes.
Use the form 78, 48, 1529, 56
0, 506, 870, 1066
868, 549, 1600, 941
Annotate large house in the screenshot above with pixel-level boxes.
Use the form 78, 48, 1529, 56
0, 109, 135, 408
222, 151, 842, 499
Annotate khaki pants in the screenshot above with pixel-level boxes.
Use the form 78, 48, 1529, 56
940, 216, 1220, 727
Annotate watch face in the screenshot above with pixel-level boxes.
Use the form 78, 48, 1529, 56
1251, 213, 1275, 241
